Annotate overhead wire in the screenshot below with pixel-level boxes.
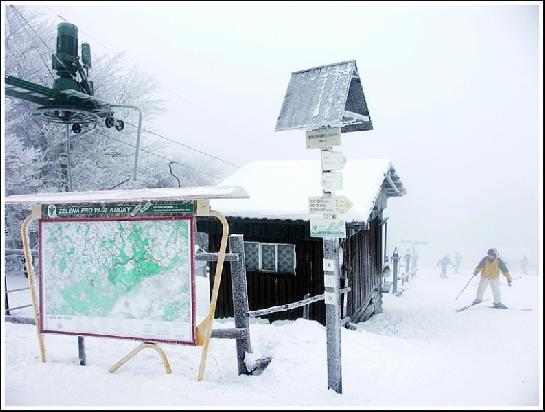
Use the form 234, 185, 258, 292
122, 120, 240, 168
93, 129, 225, 181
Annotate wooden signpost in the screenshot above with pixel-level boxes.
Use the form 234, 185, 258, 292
275, 60, 373, 394
306, 127, 353, 394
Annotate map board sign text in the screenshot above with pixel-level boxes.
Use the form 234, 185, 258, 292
43, 201, 194, 219
39, 210, 196, 345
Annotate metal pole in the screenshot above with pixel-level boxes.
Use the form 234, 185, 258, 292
66, 122, 84, 363
228, 234, 252, 375
455, 274, 475, 300
65, 123, 72, 191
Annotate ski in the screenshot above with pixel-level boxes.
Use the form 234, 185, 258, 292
456, 299, 488, 312
488, 306, 533, 311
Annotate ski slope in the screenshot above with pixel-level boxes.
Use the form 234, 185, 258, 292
3, 267, 541, 407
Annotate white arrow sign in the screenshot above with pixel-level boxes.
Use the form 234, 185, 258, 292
321, 172, 343, 191
308, 195, 353, 215
321, 150, 347, 171
306, 127, 341, 149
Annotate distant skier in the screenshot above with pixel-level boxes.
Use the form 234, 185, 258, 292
521, 254, 528, 275
437, 254, 454, 279
472, 248, 512, 309
454, 252, 462, 274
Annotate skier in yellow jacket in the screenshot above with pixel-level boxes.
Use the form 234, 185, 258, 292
472, 248, 512, 309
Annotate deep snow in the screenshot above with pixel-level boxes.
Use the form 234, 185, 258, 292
2, 266, 542, 407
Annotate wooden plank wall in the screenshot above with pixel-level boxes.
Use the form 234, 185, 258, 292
198, 218, 327, 323
198, 217, 382, 325
343, 217, 382, 319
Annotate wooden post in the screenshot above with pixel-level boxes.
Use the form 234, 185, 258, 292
78, 336, 86, 365
228, 234, 252, 375
4, 275, 10, 316
405, 251, 411, 283
323, 238, 342, 394
303, 293, 311, 320
392, 247, 399, 296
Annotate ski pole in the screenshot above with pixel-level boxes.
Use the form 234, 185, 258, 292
455, 274, 475, 300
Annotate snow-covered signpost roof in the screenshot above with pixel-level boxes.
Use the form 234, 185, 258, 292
275, 60, 373, 133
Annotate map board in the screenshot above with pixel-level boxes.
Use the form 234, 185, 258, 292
38, 201, 196, 345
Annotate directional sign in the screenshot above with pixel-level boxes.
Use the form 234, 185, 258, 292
306, 127, 341, 149
324, 291, 336, 305
321, 172, 343, 192
308, 195, 353, 215
310, 215, 347, 238
321, 150, 347, 171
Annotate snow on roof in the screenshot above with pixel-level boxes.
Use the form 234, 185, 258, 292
4, 186, 249, 204
210, 159, 405, 223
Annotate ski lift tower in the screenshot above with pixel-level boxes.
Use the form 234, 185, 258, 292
275, 60, 373, 394
5, 19, 142, 190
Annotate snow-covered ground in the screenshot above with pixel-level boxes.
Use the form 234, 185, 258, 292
2, 267, 542, 407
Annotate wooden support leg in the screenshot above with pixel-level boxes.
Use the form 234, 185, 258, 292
109, 342, 172, 374
22, 213, 46, 363
196, 209, 229, 381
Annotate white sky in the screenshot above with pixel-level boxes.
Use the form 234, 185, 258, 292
3, 1, 543, 270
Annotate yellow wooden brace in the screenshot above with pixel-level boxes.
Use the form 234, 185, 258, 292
109, 342, 172, 374
196, 209, 229, 381
21, 213, 46, 362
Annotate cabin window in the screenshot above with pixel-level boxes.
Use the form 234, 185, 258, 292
244, 242, 296, 274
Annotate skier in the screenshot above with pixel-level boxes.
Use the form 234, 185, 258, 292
472, 248, 512, 309
454, 252, 462, 274
437, 254, 454, 279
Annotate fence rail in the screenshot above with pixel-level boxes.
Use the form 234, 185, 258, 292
247, 287, 351, 318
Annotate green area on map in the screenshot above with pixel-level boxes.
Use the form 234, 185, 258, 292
42, 219, 192, 322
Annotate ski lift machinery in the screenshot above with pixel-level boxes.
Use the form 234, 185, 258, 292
5, 21, 142, 189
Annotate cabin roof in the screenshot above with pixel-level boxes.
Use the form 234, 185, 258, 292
211, 159, 406, 224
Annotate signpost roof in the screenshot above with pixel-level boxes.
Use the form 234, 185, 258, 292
275, 60, 373, 133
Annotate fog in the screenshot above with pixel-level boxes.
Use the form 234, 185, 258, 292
15, 3, 542, 272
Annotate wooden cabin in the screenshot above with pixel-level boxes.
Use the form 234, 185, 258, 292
197, 159, 406, 325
